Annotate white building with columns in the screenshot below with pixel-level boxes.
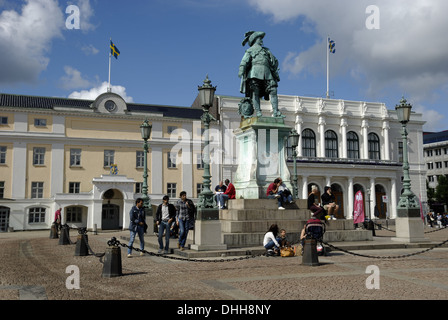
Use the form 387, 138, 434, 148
217, 94, 427, 220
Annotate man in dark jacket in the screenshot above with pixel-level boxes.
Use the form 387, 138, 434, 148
127, 198, 146, 257
155, 195, 176, 254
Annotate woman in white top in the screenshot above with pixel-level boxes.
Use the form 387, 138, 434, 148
263, 224, 281, 252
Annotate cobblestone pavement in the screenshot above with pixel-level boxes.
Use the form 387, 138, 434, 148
0, 227, 447, 308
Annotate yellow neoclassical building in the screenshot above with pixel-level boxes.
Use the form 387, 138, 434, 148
0, 91, 219, 231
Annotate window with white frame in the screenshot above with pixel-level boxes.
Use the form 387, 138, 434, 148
0, 146, 6, 164
167, 152, 177, 168
31, 182, 44, 198
29, 207, 46, 223
136, 150, 144, 168
167, 183, 177, 198
34, 119, 47, 127
347, 132, 360, 159
104, 150, 115, 167
70, 149, 81, 166
66, 207, 82, 223
69, 182, 80, 194
0, 181, 4, 199
33, 147, 45, 165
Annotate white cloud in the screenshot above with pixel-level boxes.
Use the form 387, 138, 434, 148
74, 0, 96, 32
0, 0, 64, 84
60, 66, 91, 89
68, 81, 134, 103
81, 44, 99, 55
248, 0, 448, 131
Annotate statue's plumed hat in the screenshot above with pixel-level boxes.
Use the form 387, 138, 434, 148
242, 31, 266, 46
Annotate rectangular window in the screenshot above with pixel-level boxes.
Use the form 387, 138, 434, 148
34, 119, 47, 127
66, 207, 82, 223
135, 182, 143, 193
0, 117, 7, 125
167, 152, 177, 168
69, 182, 80, 194
0, 146, 6, 164
427, 163, 434, 170
436, 162, 442, 169
136, 151, 144, 168
0, 181, 4, 199
167, 126, 178, 135
167, 183, 177, 198
70, 149, 81, 166
29, 207, 46, 223
196, 153, 204, 169
33, 147, 45, 165
435, 149, 442, 156
31, 182, 44, 198
104, 150, 115, 167
196, 183, 203, 197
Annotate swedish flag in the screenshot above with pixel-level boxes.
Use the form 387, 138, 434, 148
110, 40, 120, 59
328, 38, 336, 54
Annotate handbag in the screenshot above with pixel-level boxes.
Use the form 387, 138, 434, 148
280, 247, 295, 257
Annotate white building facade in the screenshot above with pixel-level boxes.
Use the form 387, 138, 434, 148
216, 94, 427, 220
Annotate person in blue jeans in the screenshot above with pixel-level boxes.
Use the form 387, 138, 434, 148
263, 224, 281, 255
127, 198, 146, 257
155, 195, 176, 254
175, 191, 196, 251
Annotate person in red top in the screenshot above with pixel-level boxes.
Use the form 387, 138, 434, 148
217, 179, 235, 209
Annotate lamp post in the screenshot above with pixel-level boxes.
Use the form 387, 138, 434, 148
393, 97, 427, 242
288, 129, 300, 199
197, 75, 217, 209
395, 97, 419, 210
140, 119, 152, 210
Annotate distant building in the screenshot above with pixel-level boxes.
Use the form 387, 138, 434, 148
423, 130, 448, 191
0, 91, 427, 232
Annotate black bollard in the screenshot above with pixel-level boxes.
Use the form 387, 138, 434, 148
302, 238, 320, 266
102, 238, 122, 278
58, 224, 71, 245
49, 223, 59, 239
74, 233, 89, 256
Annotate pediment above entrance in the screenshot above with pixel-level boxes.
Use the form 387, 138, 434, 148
92, 175, 135, 200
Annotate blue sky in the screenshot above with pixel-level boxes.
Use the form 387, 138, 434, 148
1, 0, 448, 131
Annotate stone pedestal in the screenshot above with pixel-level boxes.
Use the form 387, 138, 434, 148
392, 216, 429, 243
190, 208, 227, 251
233, 116, 293, 199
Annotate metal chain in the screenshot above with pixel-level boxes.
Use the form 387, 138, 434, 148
322, 238, 448, 259
106, 237, 263, 263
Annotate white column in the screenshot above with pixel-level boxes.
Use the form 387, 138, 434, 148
296, 115, 303, 157
301, 175, 309, 199
382, 120, 390, 160
370, 178, 375, 219
362, 119, 369, 159
347, 177, 354, 219
390, 178, 397, 219
318, 116, 326, 158
340, 118, 348, 158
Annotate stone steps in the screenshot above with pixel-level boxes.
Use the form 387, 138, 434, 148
220, 199, 372, 247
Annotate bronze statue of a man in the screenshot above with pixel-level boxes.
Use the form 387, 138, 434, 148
238, 31, 283, 118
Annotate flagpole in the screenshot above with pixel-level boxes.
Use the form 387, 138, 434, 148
326, 35, 329, 99
108, 38, 112, 92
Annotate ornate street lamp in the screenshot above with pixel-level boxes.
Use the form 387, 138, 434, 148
395, 97, 419, 210
288, 129, 300, 199
140, 119, 152, 210
393, 97, 426, 243
197, 75, 217, 209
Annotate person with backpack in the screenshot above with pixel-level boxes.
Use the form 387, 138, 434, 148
175, 191, 196, 251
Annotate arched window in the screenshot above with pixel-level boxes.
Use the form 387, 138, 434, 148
325, 130, 338, 158
302, 129, 316, 157
347, 131, 360, 159
368, 133, 381, 160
